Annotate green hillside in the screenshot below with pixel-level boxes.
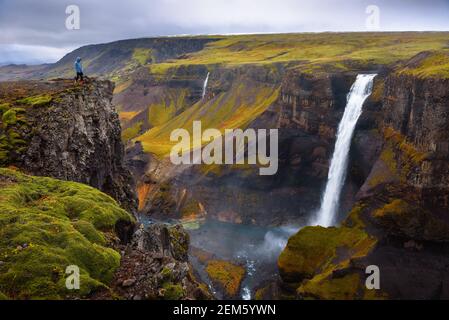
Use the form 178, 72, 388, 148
147, 32, 449, 75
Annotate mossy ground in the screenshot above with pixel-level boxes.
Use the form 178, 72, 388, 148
397, 51, 449, 79
0, 168, 134, 299
121, 121, 143, 142
15, 94, 52, 107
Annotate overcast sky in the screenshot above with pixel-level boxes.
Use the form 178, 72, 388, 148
0, 0, 449, 65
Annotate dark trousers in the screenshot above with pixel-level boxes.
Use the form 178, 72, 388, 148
75, 72, 84, 81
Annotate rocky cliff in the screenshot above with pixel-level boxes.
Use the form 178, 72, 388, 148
0, 79, 136, 212
277, 53, 449, 299
0, 79, 211, 300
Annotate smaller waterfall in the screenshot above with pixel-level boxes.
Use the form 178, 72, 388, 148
314, 74, 376, 227
202, 72, 210, 99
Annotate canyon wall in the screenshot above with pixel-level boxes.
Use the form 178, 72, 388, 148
132, 65, 364, 226
277, 66, 449, 299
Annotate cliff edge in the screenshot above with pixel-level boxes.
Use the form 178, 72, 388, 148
0, 79, 136, 212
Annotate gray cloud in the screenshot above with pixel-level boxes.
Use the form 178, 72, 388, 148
0, 0, 448, 64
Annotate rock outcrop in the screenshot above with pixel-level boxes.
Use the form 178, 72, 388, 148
0, 79, 137, 212
97, 223, 213, 300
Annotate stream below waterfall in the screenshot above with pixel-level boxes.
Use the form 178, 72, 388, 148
139, 215, 298, 299
187, 220, 298, 300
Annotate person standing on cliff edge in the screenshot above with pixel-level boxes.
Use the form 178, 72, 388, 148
74, 57, 84, 84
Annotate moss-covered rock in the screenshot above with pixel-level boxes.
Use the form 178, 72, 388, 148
0, 168, 134, 299
298, 273, 361, 300
162, 282, 185, 300
205, 260, 245, 298
278, 225, 376, 286
0, 103, 29, 166
372, 199, 449, 241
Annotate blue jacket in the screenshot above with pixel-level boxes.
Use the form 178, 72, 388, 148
74, 57, 83, 73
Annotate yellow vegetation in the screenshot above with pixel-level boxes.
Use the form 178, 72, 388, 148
205, 260, 245, 298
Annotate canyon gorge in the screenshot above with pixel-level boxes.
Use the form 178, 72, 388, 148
1, 32, 449, 299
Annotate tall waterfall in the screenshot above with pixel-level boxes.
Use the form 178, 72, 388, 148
202, 72, 210, 99
314, 74, 377, 227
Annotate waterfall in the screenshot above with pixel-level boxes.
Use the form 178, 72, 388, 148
314, 74, 376, 227
202, 72, 210, 99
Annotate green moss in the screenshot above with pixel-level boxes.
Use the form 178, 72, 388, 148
205, 260, 245, 298
398, 51, 449, 79
2, 109, 17, 127
0, 108, 29, 166
373, 199, 408, 218
132, 48, 154, 65
160, 266, 174, 281
379, 127, 427, 182
0, 168, 134, 299
298, 273, 361, 300
162, 282, 185, 300
121, 121, 142, 142
16, 94, 52, 107
343, 203, 367, 228
278, 226, 376, 284
72, 220, 106, 246
138, 82, 279, 158
0, 103, 11, 114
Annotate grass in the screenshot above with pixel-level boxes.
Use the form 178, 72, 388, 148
147, 89, 189, 127
0, 168, 134, 299
398, 51, 449, 79
148, 32, 449, 75
136, 82, 279, 157
132, 48, 154, 65
130, 32, 449, 158
121, 121, 143, 142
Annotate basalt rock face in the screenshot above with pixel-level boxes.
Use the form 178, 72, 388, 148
278, 71, 449, 300
379, 74, 449, 211
0, 79, 137, 212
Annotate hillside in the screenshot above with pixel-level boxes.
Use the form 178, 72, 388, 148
2, 33, 449, 151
